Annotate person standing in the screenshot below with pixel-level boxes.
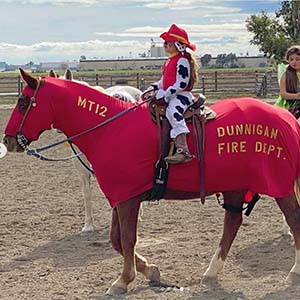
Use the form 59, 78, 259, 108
275, 45, 300, 117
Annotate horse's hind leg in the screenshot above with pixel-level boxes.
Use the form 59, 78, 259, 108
276, 193, 300, 281
108, 198, 160, 295
203, 191, 243, 281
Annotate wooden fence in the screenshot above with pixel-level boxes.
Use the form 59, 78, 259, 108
0, 70, 279, 99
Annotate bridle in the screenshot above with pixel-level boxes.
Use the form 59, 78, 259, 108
16, 80, 154, 163
16, 79, 42, 149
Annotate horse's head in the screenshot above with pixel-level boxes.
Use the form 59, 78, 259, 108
2, 68, 54, 152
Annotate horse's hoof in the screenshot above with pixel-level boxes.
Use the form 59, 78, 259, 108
147, 265, 160, 282
81, 225, 95, 233
106, 285, 127, 296
286, 272, 300, 285
201, 275, 218, 286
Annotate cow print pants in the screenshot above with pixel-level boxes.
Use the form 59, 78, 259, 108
166, 94, 193, 139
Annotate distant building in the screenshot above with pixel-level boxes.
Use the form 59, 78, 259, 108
150, 45, 166, 58
0, 61, 7, 71
207, 56, 271, 68
236, 56, 271, 68
79, 55, 271, 71
38, 61, 79, 71
79, 57, 166, 71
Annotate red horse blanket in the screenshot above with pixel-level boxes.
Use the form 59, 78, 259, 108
7, 79, 300, 208
91, 97, 300, 207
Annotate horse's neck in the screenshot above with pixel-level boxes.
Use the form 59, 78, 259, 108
51, 80, 156, 160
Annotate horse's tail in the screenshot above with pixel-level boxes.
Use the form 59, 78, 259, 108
294, 178, 300, 206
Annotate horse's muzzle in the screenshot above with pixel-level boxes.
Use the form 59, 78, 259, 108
2, 135, 24, 152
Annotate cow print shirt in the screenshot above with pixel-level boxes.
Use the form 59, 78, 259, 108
156, 56, 194, 102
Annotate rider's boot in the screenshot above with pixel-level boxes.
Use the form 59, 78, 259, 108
164, 133, 193, 164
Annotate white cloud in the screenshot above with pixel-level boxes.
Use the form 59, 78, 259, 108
95, 22, 248, 44
0, 19, 259, 64
2, 0, 100, 4
0, 0, 280, 63
2, 0, 153, 6
144, 0, 241, 12
0, 40, 151, 64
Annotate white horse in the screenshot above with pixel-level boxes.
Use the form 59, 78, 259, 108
48, 69, 142, 232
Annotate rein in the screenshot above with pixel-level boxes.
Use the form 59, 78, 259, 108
22, 81, 153, 161
68, 141, 94, 175
16, 80, 41, 148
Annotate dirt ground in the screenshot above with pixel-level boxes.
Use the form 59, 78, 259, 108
1, 105, 300, 300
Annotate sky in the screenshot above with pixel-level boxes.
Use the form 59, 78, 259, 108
0, 0, 281, 64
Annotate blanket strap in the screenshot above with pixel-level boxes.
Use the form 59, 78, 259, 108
193, 109, 206, 204
216, 192, 261, 216
150, 111, 171, 201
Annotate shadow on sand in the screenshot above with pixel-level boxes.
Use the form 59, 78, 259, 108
0, 228, 116, 272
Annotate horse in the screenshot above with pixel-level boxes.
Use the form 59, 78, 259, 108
47, 69, 142, 232
50, 68, 141, 102
3, 69, 300, 295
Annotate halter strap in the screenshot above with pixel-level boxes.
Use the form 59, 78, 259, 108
17, 80, 41, 134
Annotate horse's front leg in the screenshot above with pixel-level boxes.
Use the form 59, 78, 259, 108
276, 193, 300, 282
107, 199, 138, 295
107, 199, 160, 295
203, 191, 243, 281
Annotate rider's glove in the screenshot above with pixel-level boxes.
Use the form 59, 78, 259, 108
156, 89, 167, 102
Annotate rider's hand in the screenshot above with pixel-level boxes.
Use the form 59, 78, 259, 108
296, 92, 300, 99
142, 86, 156, 100
156, 89, 167, 101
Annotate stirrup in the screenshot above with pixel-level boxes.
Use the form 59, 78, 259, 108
164, 147, 193, 164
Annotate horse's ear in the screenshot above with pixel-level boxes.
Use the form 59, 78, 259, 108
64, 69, 73, 81
48, 69, 57, 78
19, 68, 38, 89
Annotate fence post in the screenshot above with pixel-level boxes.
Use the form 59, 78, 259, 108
201, 76, 205, 95
96, 74, 99, 86
17, 75, 23, 96
140, 78, 145, 91
214, 71, 218, 91
136, 73, 140, 89
255, 71, 258, 95
264, 73, 268, 96
110, 76, 113, 86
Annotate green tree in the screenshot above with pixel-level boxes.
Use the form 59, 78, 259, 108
215, 53, 237, 68
216, 54, 226, 67
225, 53, 237, 68
25, 61, 35, 67
246, 0, 300, 62
200, 54, 212, 67
276, 0, 300, 41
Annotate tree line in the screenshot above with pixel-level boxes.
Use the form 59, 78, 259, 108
201, 1, 300, 67
246, 0, 300, 62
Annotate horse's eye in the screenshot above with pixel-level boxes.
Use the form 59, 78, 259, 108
17, 94, 30, 114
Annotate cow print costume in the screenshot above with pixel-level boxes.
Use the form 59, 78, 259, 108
155, 53, 194, 139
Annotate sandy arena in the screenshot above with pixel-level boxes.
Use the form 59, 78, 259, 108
1, 105, 300, 300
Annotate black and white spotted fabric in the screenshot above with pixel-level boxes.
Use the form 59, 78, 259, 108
155, 57, 194, 139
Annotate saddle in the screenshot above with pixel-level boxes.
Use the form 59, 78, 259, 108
149, 93, 216, 123
148, 94, 216, 203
